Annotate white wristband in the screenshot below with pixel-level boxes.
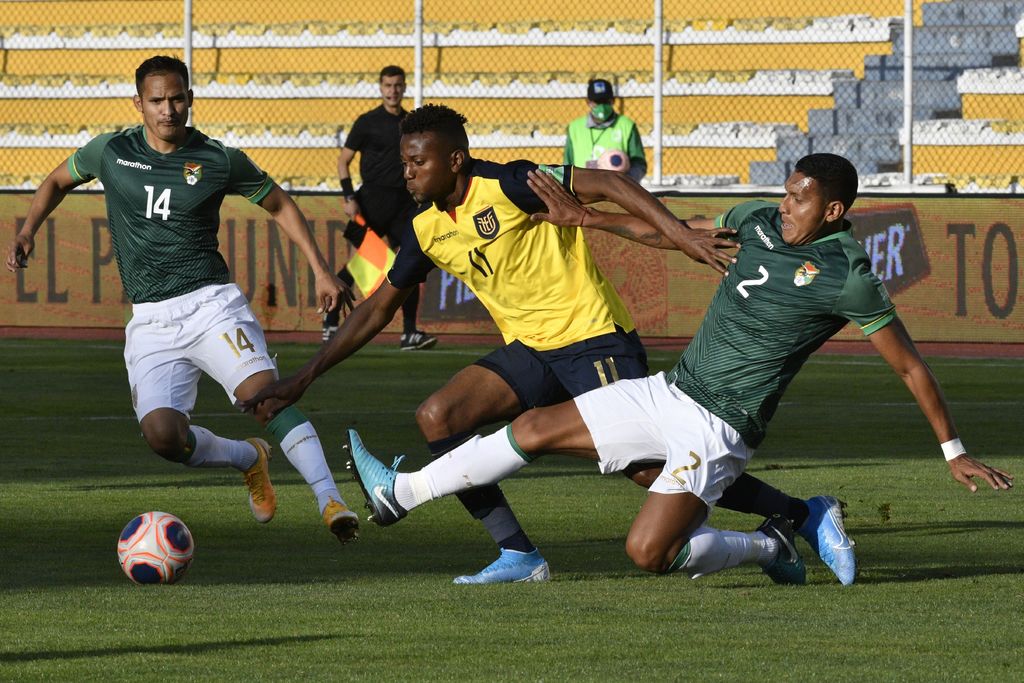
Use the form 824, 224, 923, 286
941, 438, 966, 462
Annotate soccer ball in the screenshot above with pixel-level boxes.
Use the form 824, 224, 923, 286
117, 511, 194, 584
597, 149, 631, 172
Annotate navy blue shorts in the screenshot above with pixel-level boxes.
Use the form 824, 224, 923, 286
475, 327, 649, 411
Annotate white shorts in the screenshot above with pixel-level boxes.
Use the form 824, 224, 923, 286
574, 372, 754, 507
124, 283, 277, 422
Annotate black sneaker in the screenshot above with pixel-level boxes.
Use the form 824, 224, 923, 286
399, 330, 437, 351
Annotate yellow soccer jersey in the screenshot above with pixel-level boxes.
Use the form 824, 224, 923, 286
387, 159, 634, 351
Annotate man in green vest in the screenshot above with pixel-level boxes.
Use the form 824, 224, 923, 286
564, 78, 647, 182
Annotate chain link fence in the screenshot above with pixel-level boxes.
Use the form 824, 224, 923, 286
2, 0, 1023, 193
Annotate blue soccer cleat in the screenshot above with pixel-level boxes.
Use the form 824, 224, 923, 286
453, 549, 551, 585
758, 514, 806, 585
799, 495, 856, 586
345, 429, 407, 526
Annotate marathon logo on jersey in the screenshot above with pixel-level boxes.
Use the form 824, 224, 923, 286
754, 224, 775, 250
183, 162, 203, 186
473, 207, 500, 239
793, 261, 820, 287
116, 158, 152, 171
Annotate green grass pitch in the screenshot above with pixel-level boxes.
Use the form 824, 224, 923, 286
1, 338, 1020, 680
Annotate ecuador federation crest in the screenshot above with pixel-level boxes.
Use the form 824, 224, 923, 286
473, 206, 500, 239
793, 261, 820, 287
183, 162, 202, 186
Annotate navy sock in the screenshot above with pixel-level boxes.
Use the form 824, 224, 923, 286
718, 473, 809, 528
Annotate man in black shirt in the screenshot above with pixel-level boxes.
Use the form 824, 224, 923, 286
323, 65, 437, 350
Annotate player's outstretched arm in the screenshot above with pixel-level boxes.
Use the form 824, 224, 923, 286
6, 161, 81, 272
527, 169, 731, 251
258, 184, 355, 315
239, 281, 412, 418
566, 166, 736, 273
870, 317, 1013, 492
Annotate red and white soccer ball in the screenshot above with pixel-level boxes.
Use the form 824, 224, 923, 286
117, 511, 194, 584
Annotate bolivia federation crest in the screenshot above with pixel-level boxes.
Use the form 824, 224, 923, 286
183, 162, 202, 186
793, 261, 820, 287
473, 206, 500, 239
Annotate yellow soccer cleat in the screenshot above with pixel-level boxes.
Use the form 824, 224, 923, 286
322, 498, 360, 544
243, 438, 277, 523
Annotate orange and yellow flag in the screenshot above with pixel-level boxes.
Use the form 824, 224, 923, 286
346, 215, 396, 297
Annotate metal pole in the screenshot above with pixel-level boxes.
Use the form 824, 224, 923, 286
902, 0, 913, 184
184, 0, 193, 126
414, 0, 424, 108
652, 0, 663, 185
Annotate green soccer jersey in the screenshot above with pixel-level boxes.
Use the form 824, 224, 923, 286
667, 200, 895, 448
68, 126, 274, 303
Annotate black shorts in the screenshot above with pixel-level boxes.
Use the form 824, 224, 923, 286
475, 327, 649, 411
356, 185, 418, 245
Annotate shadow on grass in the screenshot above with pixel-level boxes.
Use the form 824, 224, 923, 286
853, 565, 1024, 584
0, 634, 341, 664
851, 519, 1024, 536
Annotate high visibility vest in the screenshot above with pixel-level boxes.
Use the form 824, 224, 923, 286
565, 114, 638, 168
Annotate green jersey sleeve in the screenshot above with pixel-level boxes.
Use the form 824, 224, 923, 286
68, 132, 118, 182
716, 200, 775, 231
835, 252, 896, 335
225, 147, 274, 204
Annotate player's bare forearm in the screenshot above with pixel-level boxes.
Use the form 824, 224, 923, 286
582, 212, 675, 249
871, 319, 957, 441
303, 283, 409, 381
6, 162, 79, 271
259, 185, 354, 313
528, 169, 670, 248
564, 168, 736, 272
240, 285, 408, 415
261, 186, 331, 274
871, 317, 1013, 491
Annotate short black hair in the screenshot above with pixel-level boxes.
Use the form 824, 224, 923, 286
794, 153, 859, 212
401, 104, 469, 152
135, 55, 189, 94
379, 65, 406, 81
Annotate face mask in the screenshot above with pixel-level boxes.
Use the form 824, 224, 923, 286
591, 103, 614, 122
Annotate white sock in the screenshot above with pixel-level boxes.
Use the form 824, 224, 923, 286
394, 428, 529, 511
755, 531, 780, 566
675, 526, 770, 579
278, 421, 343, 513
185, 426, 257, 470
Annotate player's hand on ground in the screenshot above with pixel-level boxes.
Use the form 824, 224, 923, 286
5, 234, 33, 272
315, 271, 355, 316
342, 197, 360, 221
527, 169, 593, 227
948, 454, 1014, 492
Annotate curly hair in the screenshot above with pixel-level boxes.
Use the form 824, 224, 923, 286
794, 153, 859, 212
400, 104, 469, 152
135, 55, 189, 94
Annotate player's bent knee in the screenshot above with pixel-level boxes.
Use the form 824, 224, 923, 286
143, 432, 189, 463
414, 396, 449, 435
625, 534, 673, 574
140, 413, 190, 463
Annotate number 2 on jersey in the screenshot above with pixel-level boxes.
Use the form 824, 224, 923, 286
735, 265, 769, 299
144, 185, 171, 220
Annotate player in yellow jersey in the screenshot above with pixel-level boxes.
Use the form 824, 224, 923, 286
244, 105, 850, 584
